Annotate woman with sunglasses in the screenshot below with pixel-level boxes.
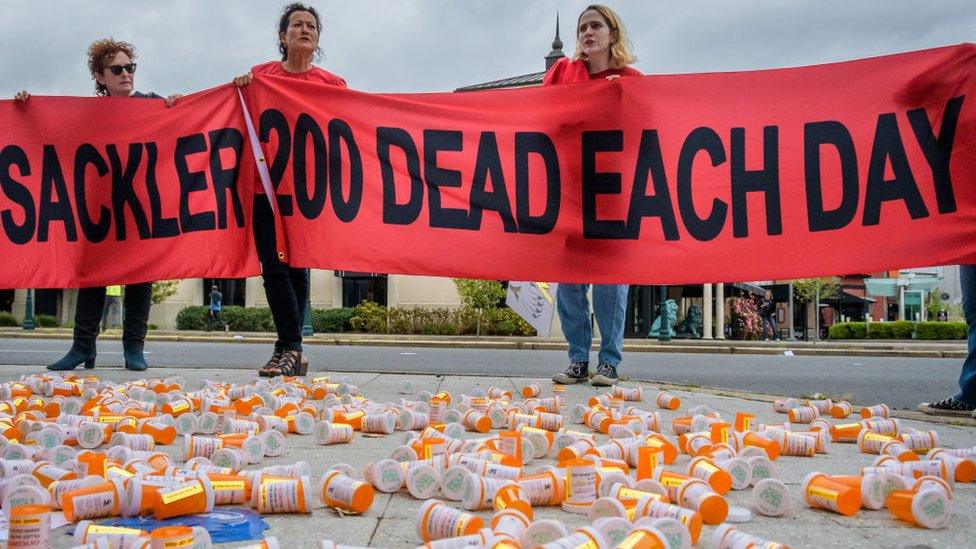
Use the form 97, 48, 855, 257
550, 5, 641, 388
234, 3, 346, 378
16, 38, 179, 371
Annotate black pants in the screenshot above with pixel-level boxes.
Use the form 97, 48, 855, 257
253, 197, 307, 351
74, 283, 151, 349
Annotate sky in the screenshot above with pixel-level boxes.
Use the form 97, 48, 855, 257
3, 0, 975, 98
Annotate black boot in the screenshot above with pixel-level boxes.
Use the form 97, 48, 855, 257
49, 286, 105, 371
124, 341, 149, 371
122, 283, 152, 372
47, 345, 96, 371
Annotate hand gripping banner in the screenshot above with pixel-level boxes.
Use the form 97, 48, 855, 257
0, 86, 259, 288
242, 44, 976, 284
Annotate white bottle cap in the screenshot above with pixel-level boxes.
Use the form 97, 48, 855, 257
726, 505, 752, 523
751, 478, 791, 517
520, 519, 568, 548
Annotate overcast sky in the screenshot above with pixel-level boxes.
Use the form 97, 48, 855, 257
2, 0, 975, 98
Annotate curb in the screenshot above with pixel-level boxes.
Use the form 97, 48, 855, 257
0, 331, 966, 359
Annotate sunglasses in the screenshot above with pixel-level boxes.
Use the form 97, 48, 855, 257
105, 63, 137, 76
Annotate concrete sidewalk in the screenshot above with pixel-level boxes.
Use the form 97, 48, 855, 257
0, 328, 968, 359
2, 364, 971, 548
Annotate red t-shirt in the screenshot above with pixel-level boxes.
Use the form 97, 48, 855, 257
251, 60, 347, 88
542, 57, 642, 86
248, 61, 348, 196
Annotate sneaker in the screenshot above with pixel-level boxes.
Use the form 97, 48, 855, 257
591, 363, 619, 387
552, 362, 589, 384
917, 397, 976, 417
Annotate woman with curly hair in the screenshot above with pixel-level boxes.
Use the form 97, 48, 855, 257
234, 3, 346, 377
550, 5, 641, 388
16, 39, 179, 372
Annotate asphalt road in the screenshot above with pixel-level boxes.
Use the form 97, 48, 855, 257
0, 338, 964, 410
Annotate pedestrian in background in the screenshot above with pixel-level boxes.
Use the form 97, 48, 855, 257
207, 285, 226, 332
761, 290, 778, 340
101, 285, 123, 331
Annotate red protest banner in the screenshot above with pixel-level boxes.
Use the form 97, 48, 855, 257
0, 85, 259, 288
243, 44, 976, 284
3, 45, 975, 289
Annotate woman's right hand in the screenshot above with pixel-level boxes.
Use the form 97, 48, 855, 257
233, 72, 253, 87
14, 90, 30, 101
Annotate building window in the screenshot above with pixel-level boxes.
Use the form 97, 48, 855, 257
34, 289, 61, 317
342, 276, 388, 308
335, 272, 389, 308
0, 290, 13, 312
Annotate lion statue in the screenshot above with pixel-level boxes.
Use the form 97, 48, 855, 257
648, 299, 678, 338
674, 304, 704, 339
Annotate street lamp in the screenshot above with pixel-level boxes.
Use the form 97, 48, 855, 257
22, 289, 35, 330
302, 269, 313, 336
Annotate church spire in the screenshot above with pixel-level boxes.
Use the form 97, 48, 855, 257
545, 13, 564, 69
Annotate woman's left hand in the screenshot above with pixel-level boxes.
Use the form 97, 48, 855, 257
165, 94, 183, 108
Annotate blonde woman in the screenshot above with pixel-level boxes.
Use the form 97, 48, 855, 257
550, 5, 641, 387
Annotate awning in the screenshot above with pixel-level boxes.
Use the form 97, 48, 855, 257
864, 277, 942, 297
761, 283, 791, 302
821, 290, 876, 305
725, 281, 767, 296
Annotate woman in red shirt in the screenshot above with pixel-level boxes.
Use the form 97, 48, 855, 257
235, 3, 346, 377
550, 5, 641, 388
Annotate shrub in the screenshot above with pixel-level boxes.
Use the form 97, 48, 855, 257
421, 321, 458, 336
484, 308, 536, 336
456, 307, 480, 335
916, 321, 968, 340
452, 279, 506, 311
868, 322, 893, 339
729, 297, 762, 339
34, 314, 58, 328
848, 322, 867, 339
891, 320, 914, 339
222, 306, 274, 332
827, 323, 851, 339
388, 306, 418, 334
312, 308, 355, 333
350, 301, 388, 333
151, 280, 180, 304
827, 322, 866, 339
0, 312, 17, 327
383, 306, 460, 335
176, 306, 208, 330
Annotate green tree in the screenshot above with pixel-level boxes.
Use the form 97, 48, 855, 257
452, 279, 506, 336
150, 280, 181, 305
926, 288, 944, 319
791, 277, 839, 304
790, 277, 840, 341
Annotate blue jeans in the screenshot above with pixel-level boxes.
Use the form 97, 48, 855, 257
557, 284, 628, 367
955, 265, 976, 406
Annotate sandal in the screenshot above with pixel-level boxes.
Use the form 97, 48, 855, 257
258, 349, 283, 377
265, 350, 308, 378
